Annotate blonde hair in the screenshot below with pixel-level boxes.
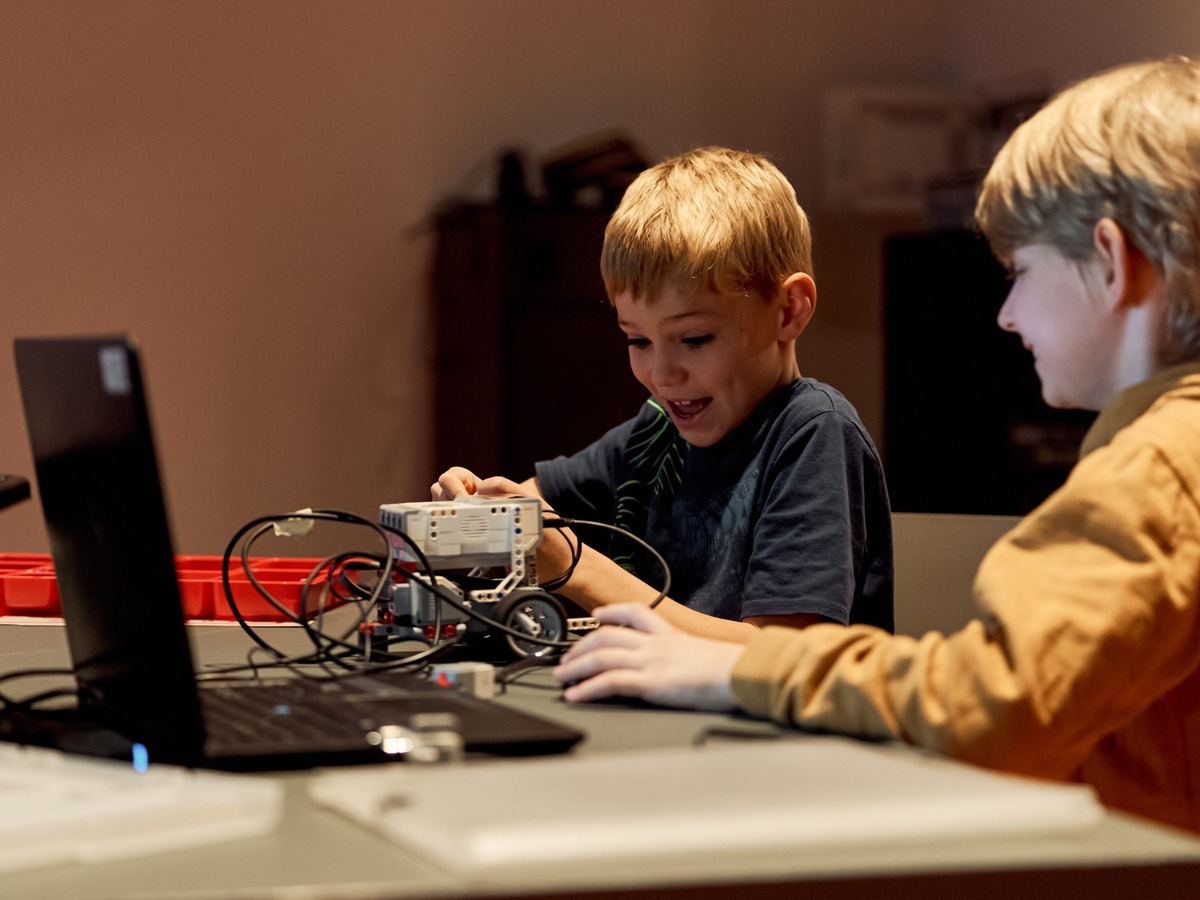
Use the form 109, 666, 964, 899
976, 56, 1200, 365
600, 147, 812, 304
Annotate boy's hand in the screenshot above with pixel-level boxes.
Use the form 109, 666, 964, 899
431, 467, 526, 500
429, 470, 578, 589
431, 466, 479, 499
553, 603, 742, 712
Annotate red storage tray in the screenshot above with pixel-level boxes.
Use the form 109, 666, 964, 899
0, 554, 57, 614
0, 553, 343, 621
175, 555, 226, 619
213, 558, 337, 621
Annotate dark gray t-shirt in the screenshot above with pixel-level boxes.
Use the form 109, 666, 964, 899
534, 378, 894, 629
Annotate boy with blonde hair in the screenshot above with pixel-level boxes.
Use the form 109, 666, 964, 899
435, 147, 893, 641
555, 57, 1200, 835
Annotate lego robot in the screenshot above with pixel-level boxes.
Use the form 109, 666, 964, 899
369, 497, 573, 660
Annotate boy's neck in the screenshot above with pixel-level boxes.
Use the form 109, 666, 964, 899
1080, 360, 1200, 457
780, 350, 801, 385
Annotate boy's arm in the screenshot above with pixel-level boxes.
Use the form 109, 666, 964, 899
734, 414, 1200, 775
436, 469, 827, 638
428, 472, 746, 639
538, 520, 825, 640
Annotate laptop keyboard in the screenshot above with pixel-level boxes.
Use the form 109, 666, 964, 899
195, 670, 583, 763
198, 673, 439, 747
201, 684, 350, 744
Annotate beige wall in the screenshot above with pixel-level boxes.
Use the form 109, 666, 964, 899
942, 0, 1200, 84
1, 1, 1197, 555
892, 512, 1021, 636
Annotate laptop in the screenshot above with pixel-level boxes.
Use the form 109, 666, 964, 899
10, 335, 583, 770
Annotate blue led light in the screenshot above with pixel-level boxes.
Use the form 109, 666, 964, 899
131, 742, 149, 773
272, 704, 292, 715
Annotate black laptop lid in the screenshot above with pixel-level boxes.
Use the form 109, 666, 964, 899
14, 336, 207, 763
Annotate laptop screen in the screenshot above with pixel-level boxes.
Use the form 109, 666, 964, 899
14, 336, 207, 763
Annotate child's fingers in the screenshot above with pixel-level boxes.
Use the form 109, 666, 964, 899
593, 602, 671, 633
475, 476, 526, 496
432, 466, 479, 499
554, 644, 643, 686
554, 606, 671, 670
561, 668, 648, 703
557, 621, 647, 665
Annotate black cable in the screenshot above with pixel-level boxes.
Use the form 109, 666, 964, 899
390, 512, 673, 654
292, 552, 385, 670
543, 515, 672, 608
211, 506, 674, 672
373, 520, 578, 655
0, 667, 74, 685
220, 513, 319, 659
538, 522, 583, 593
692, 726, 785, 746
219, 509, 420, 672
3, 687, 78, 711
213, 509, 474, 677
401, 570, 573, 653
0, 668, 79, 717
376, 512, 673, 652
496, 655, 559, 688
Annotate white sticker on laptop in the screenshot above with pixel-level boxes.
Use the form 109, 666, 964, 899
98, 345, 132, 396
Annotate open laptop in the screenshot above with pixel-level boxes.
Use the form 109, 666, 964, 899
11, 335, 583, 770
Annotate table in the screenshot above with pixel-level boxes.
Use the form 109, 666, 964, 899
3, 617, 1200, 899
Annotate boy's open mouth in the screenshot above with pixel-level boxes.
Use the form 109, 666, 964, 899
666, 398, 711, 420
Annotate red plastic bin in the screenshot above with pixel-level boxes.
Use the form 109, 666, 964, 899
0, 553, 343, 621
213, 558, 337, 621
0, 554, 58, 614
175, 555, 227, 619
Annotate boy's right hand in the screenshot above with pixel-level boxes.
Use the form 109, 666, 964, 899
431, 466, 480, 500
430, 467, 530, 501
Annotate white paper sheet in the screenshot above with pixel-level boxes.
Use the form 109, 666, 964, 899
309, 735, 1105, 872
0, 743, 283, 873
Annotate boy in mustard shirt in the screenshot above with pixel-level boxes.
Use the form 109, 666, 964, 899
555, 57, 1200, 835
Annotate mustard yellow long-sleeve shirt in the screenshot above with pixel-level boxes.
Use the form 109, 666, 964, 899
732, 365, 1200, 833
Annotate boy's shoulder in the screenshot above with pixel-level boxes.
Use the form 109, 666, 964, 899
774, 377, 866, 424
1096, 370, 1200, 488
760, 378, 879, 454
1140, 372, 1200, 452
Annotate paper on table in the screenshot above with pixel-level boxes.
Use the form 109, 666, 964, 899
309, 735, 1105, 872
0, 743, 283, 874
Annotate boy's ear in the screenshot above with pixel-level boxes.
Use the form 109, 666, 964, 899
1092, 217, 1158, 309
779, 273, 816, 340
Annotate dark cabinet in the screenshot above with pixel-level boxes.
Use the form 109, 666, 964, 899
883, 230, 1094, 515
432, 205, 647, 479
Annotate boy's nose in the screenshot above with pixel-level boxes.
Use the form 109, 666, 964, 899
996, 293, 1017, 333
648, 352, 684, 387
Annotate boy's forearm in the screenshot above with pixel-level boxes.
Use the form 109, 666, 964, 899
548, 536, 756, 642
650, 597, 758, 641
519, 476, 545, 500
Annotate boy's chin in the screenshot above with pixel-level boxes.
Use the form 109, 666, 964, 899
678, 432, 718, 448
675, 417, 743, 448
1039, 387, 1095, 412
674, 423, 725, 448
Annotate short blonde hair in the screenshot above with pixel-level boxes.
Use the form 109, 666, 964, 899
976, 56, 1200, 365
600, 147, 812, 304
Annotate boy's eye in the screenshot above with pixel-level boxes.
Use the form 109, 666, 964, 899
625, 337, 650, 349
682, 335, 712, 348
